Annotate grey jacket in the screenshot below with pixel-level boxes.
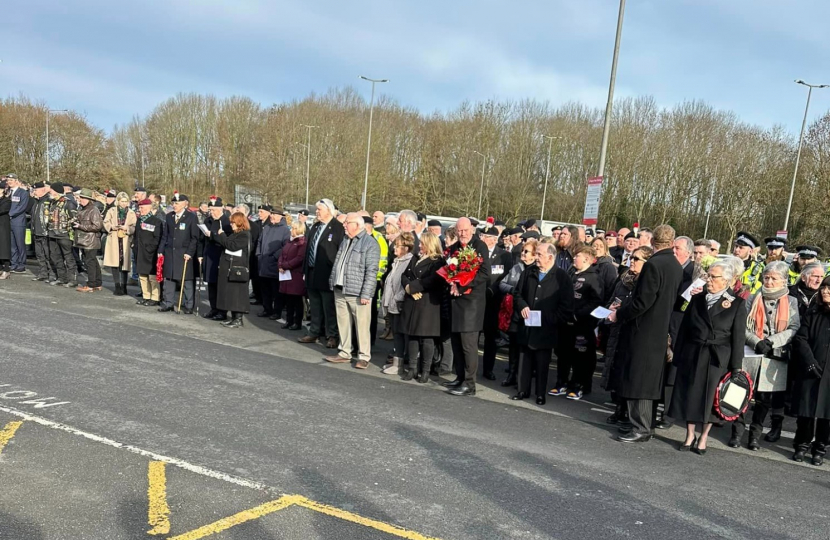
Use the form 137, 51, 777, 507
329, 230, 381, 300
745, 293, 800, 359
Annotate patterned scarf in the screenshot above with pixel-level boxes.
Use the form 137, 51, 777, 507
748, 286, 789, 340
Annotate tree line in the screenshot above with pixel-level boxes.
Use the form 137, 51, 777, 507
1, 89, 829, 250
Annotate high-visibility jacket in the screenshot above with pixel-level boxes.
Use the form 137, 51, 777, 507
741, 258, 764, 295
371, 229, 388, 281
788, 266, 800, 286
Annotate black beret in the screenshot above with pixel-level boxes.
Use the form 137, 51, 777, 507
207, 197, 223, 208
299, 209, 309, 216
427, 219, 441, 227
479, 224, 499, 237
524, 218, 537, 228
32, 182, 46, 189
362, 215, 373, 224
50, 182, 65, 193
625, 231, 639, 241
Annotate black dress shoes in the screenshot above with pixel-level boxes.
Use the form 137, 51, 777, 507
158, 305, 174, 312
655, 419, 673, 430
202, 309, 218, 319
483, 372, 496, 381
510, 392, 529, 401
442, 379, 463, 388
727, 436, 741, 448
536, 396, 546, 406
616, 432, 652, 443
287, 324, 302, 331
501, 375, 517, 387
211, 313, 227, 321
182, 308, 194, 315
747, 437, 761, 451
448, 383, 475, 396
257, 311, 272, 318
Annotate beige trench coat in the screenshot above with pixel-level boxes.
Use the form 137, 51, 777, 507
103, 207, 137, 270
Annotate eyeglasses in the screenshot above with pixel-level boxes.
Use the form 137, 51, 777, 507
522, 250, 535, 255
630, 256, 644, 263
705, 274, 725, 281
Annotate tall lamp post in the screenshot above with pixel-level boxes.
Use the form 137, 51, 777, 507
46, 109, 68, 184
300, 124, 318, 207
473, 150, 488, 218
541, 135, 563, 222
783, 79, 828, 233
359, 75, 388, 210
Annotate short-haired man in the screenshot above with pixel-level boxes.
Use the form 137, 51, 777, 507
30, 182, 56, 282
709, 240, 721, 256
372, 211, 385, 234
6, 175, 30, 273
692, 239, 711, 264
732, 231, 763, 297
610, 227, 630, 263
158, 192, 199, 314
325, 213, 380, 369
480, 224, 513, 381
398, 209, 420, 254
46, 182, 78, 287
638, 228, 653, 248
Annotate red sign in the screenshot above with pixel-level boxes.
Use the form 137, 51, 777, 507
777, 230, 788, 239
582, 176, 603, 226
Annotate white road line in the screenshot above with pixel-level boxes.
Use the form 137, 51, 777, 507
0, 405, 272, 492
590, 408, 613, 414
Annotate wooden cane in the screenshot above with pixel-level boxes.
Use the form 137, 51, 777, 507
177, 257, 189, 312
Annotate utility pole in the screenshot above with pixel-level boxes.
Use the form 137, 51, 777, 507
300, 124, 317, 207
359, 76, 389, 210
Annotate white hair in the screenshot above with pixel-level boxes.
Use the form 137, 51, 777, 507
709, 260, 735, 282
800, 262, 824, 280
762, 261, 789, 282
675, 236, 693, 254
723, 256, 744, 282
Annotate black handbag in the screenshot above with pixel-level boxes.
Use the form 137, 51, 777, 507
227, 235, 250, 283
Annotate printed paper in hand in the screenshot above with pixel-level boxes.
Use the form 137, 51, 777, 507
224, 249, 243, 257
526, 310, 542, 327
279, 269, 292, 282
681, 278, 707, 302
197, 224, 210, 235
591, 306, 613, 319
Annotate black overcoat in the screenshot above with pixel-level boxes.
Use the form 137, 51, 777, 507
0, 196, 11, 261
446, 238, 491, 333
513, 265, 575, 350
483, 246, 513, 332
161, 210, 199, 281
669, 261, 695, 343
792, 307, 830, 419
134, 215, 163, 276
202, 213, 232, 284
303, 219, 345, 290
213, 230, 251, 314
668, 289, 746, 423
401, 256, 446, 337
248, 218, 262, 278
615, 248, 684, 400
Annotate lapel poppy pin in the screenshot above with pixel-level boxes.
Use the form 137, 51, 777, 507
722, 300, 732, 309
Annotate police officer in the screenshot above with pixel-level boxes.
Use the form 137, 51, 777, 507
732, 231, 763, 296
789, 246, 821, 285
158, 192, 199, 314
763, 236, 787, 263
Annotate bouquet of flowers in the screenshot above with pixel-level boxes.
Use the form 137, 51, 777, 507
438, 245, 484, 287
156, 254, 165, 283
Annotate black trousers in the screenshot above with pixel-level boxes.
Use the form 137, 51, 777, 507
506, 332, 520, 378
110, 267, 128, 288
284, 294, 304, 326
733, 391, 784, 440
408, 336, 437, 374
308, 287, 338, 339
794, 417, 830, 454
482, 329, 499, 376
627, 399, 654, 436
49, 237, 76, 283
451, 331, 479, 387
34, 236, 55, 280
260, 277, 283, 316
518, 347, 552, 398
573, 332, 598, 393
207, 282, 226, 313
83, 249, 101, 287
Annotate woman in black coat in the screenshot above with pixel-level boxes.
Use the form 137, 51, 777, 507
0, 186, 11, 279
401, 232, 446, 383
210, 212, 251, 328
668, 260, 746, 454
790, 276, 830, 466
498, 238, 538, 387
512, 241, 574, 405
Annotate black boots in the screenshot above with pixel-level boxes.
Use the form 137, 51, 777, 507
764, 416, 783, 442
222, 314, 244, 328
113, 284, 125, 296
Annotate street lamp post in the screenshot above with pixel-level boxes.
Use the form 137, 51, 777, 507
473, 150, 488, 218
783, 79, 828, 233
541, 135, 563, 222
46, 109, 68, 184
359, 75, 388, 211
300, 124, 317, 207
596, 0, 626, 180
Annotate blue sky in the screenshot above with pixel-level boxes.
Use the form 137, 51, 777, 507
3, 0, 829, 135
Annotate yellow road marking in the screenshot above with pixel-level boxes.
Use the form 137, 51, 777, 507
167, 495, 296, 540
147, 461, 171, 535
292, 495, 443, 540
0, 421, 23, 455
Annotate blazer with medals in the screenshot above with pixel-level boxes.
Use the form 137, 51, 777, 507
445, 238, 491, 333
668, 289, 746, 423
304, 218, 345, 290
135, 213, 164, 276
160, 210, 199, 281
483, 246, 514, 332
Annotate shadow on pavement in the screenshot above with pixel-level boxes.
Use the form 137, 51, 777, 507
0, 511, 44, 540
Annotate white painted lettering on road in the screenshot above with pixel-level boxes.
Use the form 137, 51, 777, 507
0, 384, 70, 408
0, 391, 37, 399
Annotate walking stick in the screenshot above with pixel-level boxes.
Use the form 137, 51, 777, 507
177, 257, 189, 312
195, 258, 203, 316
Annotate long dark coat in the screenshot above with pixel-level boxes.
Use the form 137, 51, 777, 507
248, 218, 262, 278
202, 213, 232, 283
135, 214, 163, 276
278, 236, 307, 296
600, 275, 637, 391
792, 307, 830, 419
445, 238, 491, 333
668, 289, 746, 423
303, 218, 345, 290
161, 210, 199, 281
513, 265, 575, 350
0, 196, 12, 260
483, 246, 513, 332
594, 256, 618, 305
401, 256, 446, 337
257, 220, 290, 278
615, 248, 684, 400
212, 230, 251, 314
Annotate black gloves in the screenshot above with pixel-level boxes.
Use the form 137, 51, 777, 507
755, 339, 773, 356
807, 362, 825, 379
731, 369, 743, 378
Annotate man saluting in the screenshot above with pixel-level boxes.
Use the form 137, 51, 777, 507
158, 192, 199, 314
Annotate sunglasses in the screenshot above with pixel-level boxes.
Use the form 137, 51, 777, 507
522, 250, 535, 255
630, 256, 644, 263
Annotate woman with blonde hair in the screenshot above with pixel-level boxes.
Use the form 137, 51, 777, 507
103, 192, 137, 296
278, 221, 308, 330
401, 231, 446, 383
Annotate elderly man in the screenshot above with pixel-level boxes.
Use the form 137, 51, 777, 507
45, 182, 78, 287
158, 192, 199, 314
789, 262, 824, 319
732, 231, 763, 297
324, 213, 380, 369
362, 214, 388, 345
300, 199, 346, 348
693, 239, 711, 264
442, 217, 491, 397
789, 245, 822, 286
709, 240, 721, 256
398, 209, 420, 254
610, 225, 683, 443
30, 182, 55, 282
618, 231, 640, 270
5, 175, 30, 273
259, 207, 291, 320
638, 228, 653, 248
480, 224, 513, 380
604, 231, 617, 252
372, 211, 386, 234
199, 198, 233, 320
610, 227, 630, 263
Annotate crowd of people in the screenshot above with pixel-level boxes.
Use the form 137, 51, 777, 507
2, 172, 830, 465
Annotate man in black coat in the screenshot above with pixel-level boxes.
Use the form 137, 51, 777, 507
609, 224, 683, 443
479, 224, 513, 380
135, 198, 164, 306
199, 199, 233, 320
244, 204, 263, 306
443, 217, 491, 397
158, 193, 199, 314
299, 199, 345, 349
